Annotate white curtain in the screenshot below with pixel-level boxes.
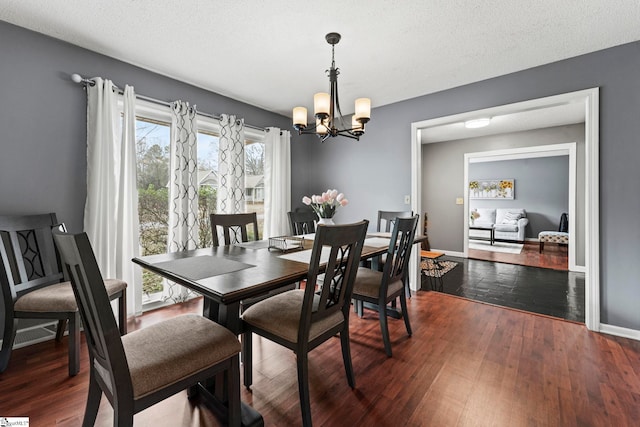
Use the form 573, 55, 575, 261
217, 114, 246, 214
263, 128, 291, 238
166, 101, 198, 302
85, 79, 141, 316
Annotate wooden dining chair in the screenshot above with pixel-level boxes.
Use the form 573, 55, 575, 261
0, 213, 127, 377
375, 210, 414, 297
210, 212, 259, 247
53, 230, 242, 427
377, 210, 413, 232
242, 220, 369, 427
210, 212, 296, 309
288, 208, 317, 235
352, 215, 419, 357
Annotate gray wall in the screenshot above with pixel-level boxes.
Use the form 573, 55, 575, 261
0, 20, 294, 232
421, 124, 583, 264
469, 156, 570, 238
293, 41, 640, 330
0, 21, 296, 335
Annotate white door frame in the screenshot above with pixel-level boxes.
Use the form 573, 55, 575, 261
410, 88, 600, 331
463, 143, 579, 272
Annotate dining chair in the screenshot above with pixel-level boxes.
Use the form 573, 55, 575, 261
375, 210, 414, 297
53, 230, 242, 427
288, 207, 317, 235
242, 220, 369, 427
210, 212, 295, 309
210, 212, 260, 247
352, 215, 419, 357
377, 210, 414, 232
0, 213, 127, 377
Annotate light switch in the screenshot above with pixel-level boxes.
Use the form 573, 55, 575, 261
455, 197, 464, 205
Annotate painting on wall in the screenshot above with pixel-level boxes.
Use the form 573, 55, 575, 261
469, 179, 514, 199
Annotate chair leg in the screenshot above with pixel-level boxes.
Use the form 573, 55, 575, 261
399, 293, 412, 336
227, 355, 242, 427
242, 331, 253, 388
82, 370, 102, 427
378, 302, 392, 357
118, 291, 127, 335
56, 319, 68, 341
339, 327, 356, 388
0, 318, 18, 372
296, 351, 313, 427
68, 312, 81, 376
114, 408, 134, 427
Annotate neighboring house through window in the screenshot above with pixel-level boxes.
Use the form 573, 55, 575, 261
134, 100, 265, 306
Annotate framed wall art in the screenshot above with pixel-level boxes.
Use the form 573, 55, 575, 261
469, 179, 514, 199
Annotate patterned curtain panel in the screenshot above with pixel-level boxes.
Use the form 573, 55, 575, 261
263, 128, 291, 238
217, 114, 246, 214
85, 80, 141, 316
166, 101, 198, 302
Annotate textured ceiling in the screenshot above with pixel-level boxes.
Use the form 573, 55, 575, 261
1, 1, 640, 119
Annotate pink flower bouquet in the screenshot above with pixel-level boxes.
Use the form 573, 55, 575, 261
302, 189, 348, 218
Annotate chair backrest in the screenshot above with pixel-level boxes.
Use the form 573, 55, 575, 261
0, 213, 65, 302
299, 220, 369, 343
381, 215, 420, 291
559, 213, 569, 232
53, 231, 133, 400
377, 210, 413, 232
288, 208, 317, 235
210, 213, 260, 247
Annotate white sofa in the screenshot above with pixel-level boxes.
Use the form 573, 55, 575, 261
471, 208, 529, 242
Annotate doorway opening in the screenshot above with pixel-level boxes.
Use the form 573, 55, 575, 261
409, 88, 599, 330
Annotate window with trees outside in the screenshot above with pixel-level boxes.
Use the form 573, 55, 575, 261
134, 103, 265, 305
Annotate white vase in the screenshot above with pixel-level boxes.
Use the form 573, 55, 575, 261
317, 217, 335, 226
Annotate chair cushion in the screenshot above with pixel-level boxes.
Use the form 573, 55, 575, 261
474, 208, 496, 226
14, 279, 127, 312
538, 231, 569, 244
493, 224, 519, 232
352, 267, 403, 300
242, 289, 344, 343
120, 314, 240, 399
501, 211, 523, 225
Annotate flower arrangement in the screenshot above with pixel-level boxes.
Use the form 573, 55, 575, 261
302, 189, 348, 218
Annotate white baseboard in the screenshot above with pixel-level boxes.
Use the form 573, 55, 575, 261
599, 323, 640, 341
430, 248, 465, 258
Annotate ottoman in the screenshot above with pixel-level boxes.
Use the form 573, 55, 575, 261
538, 231, 569, 253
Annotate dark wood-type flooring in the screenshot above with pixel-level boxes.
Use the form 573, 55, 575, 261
431, 241, 584, 323
468, 240, 568, 271
1, 292, 639, 426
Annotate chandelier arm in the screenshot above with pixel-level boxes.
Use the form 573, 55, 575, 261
291, 32, 368, 142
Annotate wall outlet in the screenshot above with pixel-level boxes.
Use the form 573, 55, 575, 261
456, 197, 464, 205
404, 195, 410, 204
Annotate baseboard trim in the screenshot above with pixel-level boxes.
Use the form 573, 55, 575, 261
431, 249, 465, 258
599, 323, 640, 341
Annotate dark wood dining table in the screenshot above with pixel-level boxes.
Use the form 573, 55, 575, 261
132, 236, 404, 334
131, 233, 424, 426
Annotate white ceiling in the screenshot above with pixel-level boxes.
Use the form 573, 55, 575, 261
1, 0, 640, 122
420, 102, 586, 143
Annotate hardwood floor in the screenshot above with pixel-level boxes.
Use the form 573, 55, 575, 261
468, 240, 568, 270
1, 293, 639, 426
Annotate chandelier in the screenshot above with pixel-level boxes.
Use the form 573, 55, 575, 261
292, 33, 371, 142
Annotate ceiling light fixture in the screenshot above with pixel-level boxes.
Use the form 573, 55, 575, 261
292, 33, 371, 142
464, 117, 491, 129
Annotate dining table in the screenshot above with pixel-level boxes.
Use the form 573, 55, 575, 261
131, 231, 425, 426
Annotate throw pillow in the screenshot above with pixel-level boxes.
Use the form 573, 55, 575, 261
502, 212, 522, 225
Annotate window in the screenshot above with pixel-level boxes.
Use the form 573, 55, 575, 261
133, 101, 265, 304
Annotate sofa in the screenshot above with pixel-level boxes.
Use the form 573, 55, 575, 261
470, 208, 529, 242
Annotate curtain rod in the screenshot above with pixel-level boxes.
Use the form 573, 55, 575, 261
70, 73, 266, 132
